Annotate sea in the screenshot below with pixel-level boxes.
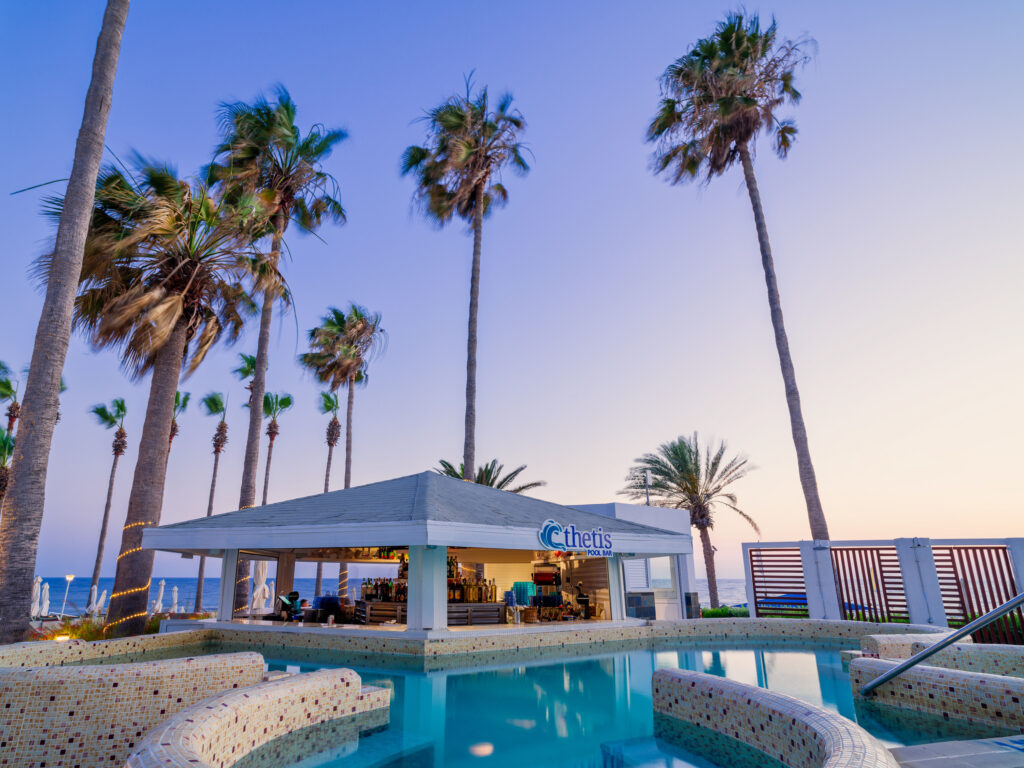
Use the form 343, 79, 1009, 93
37, 576, 748, 617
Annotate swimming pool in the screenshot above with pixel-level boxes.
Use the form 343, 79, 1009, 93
235, 638, 1015, 768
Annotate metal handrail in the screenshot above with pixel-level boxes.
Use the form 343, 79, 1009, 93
859, 591, 1024, 696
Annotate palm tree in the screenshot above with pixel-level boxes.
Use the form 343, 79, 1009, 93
436, 459, 545, 495
87, 398, 127, 598
309, 391, 342, 596
209, 89, 346, 611
621, 433, 758, 608
260, 392, 293, 506
646, 13, 827, 540
51, 161, 261, 636
167, 391, 190, 446
402, 79, 529, 481
193, 392, 227, 613
0, 0, 129, 645
299, 305, 385, 488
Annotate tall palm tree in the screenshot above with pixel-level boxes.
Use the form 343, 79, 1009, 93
87, 398, 127, 598
402, 80, 529, 481
0, 0, 129, 644
260, 392, 293, 506
309, 391, 342, 596
208, 88, 346, 611
437, 458, 545, 495
50, 161, 261, 636
193, 392, 227, 613
301, 305, 384, 598
646, 14, 827, 540
167, 390, 190, 446
621, 433, 758, 608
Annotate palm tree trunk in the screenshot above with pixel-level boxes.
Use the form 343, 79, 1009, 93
261, 435, 275, 506
105, 321, 187, 636
88, 450, 121, 596
0, 0, 129, 644
193, 448, 221, 612
737, 143, 830, 541
313, 441, 335, 597
324, 443, 335, 493
463, 186, 484, 479
344, 382, 354, 489
233, 219, 284, 612
698, 526, 720, 609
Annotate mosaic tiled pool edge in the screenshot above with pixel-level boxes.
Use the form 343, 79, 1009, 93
850, 656, 1024, 731
125, 668, 390, 768
653, 668, 899, 768
0, 651, 264, 768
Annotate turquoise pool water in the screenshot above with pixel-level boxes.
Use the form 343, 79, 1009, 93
248, 639, 1015, 768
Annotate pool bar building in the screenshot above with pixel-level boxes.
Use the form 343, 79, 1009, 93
142, 471, 699, 632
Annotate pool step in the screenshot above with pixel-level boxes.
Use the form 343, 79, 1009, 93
891, 735, 1024, 767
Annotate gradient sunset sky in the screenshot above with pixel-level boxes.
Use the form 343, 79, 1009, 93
3, 1, 1022, 581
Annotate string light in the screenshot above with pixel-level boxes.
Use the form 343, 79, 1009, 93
109, 580, 151, 601
122, 521, 151, 531
116, 546, 143, 562
103, 610, 148, 633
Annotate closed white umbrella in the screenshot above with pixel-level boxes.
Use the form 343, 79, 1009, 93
87, 585, 98, 617
150, 579, 165, 615
40, 582, 50, 617
170, 585, 178, 614
96, 590, 107, 616
251, 561, 268, 614
30, 576, 42, 619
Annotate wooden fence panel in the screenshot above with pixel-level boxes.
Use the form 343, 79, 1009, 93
830, 546, 909, 623
748, 547, 809, 618
932, 544, 1024, 644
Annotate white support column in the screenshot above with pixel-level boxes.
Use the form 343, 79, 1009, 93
607, 555, 626, 621
1007, 539, 1024, 594
217, 550, 238, 621
799, 540, 841, 620
407, 545, 447, 631
672, 552, 698, 618
895, 537, 947, 626
742, 543, 759, 617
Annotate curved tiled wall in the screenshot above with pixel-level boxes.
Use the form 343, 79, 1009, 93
849, 656, 1024, 731
0, 652, 264, 767
126, 668, 391, 768
653, 668, 899, 768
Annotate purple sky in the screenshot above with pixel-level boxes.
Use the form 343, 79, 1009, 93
2, 1, 1022, 581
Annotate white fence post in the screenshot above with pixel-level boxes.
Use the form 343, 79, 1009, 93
799, 540, 841, 620
1007, 539, 1024, 593
742, 543, 758, 617
894, 537, 947, 626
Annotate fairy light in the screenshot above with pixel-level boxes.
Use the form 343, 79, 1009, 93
109, 579, 151, 601
122, 521, 151, 531
103, 611, 149, 633
116, 546, 143, 561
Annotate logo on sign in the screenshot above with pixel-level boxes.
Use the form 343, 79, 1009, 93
537, 519, 613, 556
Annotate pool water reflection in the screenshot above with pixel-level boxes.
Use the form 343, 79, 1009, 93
259, 641, 1010, 768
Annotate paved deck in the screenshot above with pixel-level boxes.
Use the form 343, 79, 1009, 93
892, 736, 1024, 767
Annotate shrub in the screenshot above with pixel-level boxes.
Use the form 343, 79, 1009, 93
701, 606, 749, 618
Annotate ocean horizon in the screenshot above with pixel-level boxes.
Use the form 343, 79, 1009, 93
34, 575, 748, 617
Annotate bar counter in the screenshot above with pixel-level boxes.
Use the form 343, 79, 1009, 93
355, 600, 505, 626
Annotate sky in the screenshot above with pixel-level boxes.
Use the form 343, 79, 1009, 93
2, 1, 1022, 582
